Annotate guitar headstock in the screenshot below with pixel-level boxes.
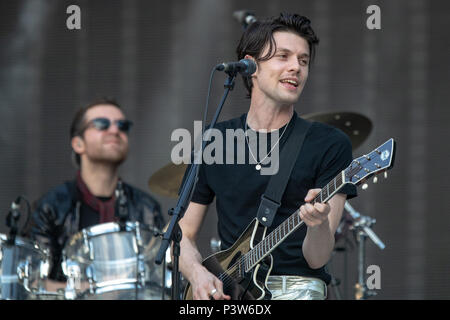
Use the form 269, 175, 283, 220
344, 138, 396, 186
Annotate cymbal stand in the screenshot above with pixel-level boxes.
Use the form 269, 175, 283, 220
327, 250, 343, 300
344, 201, 385, 300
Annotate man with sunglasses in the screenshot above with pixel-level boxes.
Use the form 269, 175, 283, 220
26, 99, 165, 291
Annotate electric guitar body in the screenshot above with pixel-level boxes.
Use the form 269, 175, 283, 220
183, 219, 272, 300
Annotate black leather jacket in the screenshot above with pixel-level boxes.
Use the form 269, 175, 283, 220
25, 180, 165, 280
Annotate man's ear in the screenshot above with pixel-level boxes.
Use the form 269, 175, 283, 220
71, 136, 84, 154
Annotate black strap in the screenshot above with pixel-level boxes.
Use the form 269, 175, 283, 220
256, 117, 312, 227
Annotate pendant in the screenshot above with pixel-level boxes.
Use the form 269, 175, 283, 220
256, 164, 262, 170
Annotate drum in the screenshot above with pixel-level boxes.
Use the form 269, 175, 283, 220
0, 233, 50, 299
62, 221, 167, 300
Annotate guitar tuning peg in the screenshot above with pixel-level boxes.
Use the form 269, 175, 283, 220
362, 183, 369, 190
373, 176, 378, 184
384, 171, 388, 179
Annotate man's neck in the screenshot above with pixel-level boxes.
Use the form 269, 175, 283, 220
247, 99, 294, 131
80, 162, 119, 197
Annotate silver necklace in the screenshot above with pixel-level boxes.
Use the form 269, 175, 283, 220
244, 119, 289, 170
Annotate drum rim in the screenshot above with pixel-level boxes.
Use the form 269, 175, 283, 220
66, 221, 159, 246
62, 221, 162, 268
0, 233, 50, 257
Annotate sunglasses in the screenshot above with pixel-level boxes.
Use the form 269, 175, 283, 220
83, 117, 133, 133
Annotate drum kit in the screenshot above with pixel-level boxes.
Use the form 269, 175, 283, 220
0, 111, 384, 300
1, 198, 171, 300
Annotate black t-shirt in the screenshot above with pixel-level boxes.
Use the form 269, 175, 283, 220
188, 112, 357, 284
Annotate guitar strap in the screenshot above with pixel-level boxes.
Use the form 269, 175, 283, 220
256, 116, 312, 228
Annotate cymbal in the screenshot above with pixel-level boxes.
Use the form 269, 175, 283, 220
302, 111, 372, 150
148, 162, 187, 198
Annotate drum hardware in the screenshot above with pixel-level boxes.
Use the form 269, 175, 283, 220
63, 261, 81, 300
86, 265, 95, 295
5, 196, 31, 245
1, 233, 55, 299
329, 202, 385, 300
1, 196, 56, 300
16, 248, 64, 299
115, 181, 129, 230
16, 258, 31, 292
62, 221, 166, 300
82, 229, 93, 259
5, 198, 21, 245
344, 201, 385, 300
326, 251, 343, 300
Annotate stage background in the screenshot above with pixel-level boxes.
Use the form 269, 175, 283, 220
1, 0, 449, 299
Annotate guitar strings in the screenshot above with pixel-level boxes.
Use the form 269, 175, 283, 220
216, 213, 306, 289
214, 169, 354, 289
215, 175, 344, 289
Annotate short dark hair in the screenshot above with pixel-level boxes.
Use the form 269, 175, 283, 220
236, 13, 319, 98
70, 98, 122, 166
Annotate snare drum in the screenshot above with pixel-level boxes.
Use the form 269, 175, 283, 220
0, 234, 50, 300
62, 221, 166, 300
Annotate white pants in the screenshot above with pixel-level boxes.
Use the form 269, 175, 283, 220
266, 275, 327, 300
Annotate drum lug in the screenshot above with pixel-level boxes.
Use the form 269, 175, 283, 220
64, 260, 81, 300
16, 258, 32, 293
86, 265, 96, 294
82, 229, 94, 260
135, 224, 143, 247
40, 259, 50, 280
138, 255, 146, 287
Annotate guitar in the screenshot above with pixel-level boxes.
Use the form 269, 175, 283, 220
183, 138, 396, 300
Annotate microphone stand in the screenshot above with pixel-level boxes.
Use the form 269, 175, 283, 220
115, 181, 140, 299
155, 72, 236, 300
344, 201, 385, 300
115, 181, 128, 229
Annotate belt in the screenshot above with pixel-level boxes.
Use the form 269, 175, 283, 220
266, 275, 327, 298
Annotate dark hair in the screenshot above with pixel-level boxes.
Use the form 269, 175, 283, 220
236, 13, 319, 98
70, 98, 122, 167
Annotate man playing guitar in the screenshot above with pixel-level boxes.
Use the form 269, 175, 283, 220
179, 13, 357, 300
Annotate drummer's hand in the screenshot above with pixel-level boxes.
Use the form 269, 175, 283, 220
44, 279, 67, 292
190, 266, 231, 300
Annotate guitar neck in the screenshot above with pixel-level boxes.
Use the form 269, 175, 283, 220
245, 170, 346, 272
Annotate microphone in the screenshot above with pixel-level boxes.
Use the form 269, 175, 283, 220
11, 196, 21, 218
216, 58, 256, 76
6, 196, 21, 244
233, 10, 257, 28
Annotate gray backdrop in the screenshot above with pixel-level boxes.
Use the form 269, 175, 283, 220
1, 0, 449, 299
